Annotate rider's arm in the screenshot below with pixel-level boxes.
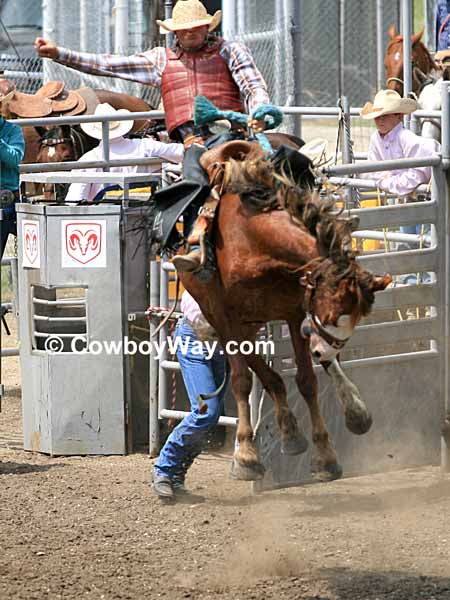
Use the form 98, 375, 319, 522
56, 47, 167, 88
0, 122, 25, 168
221, 41, 270, 114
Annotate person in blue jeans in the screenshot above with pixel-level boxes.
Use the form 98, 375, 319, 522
152, 290, 228, 501
0, 80, 25, 259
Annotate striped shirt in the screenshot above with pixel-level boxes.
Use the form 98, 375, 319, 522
57, 36, 270, 115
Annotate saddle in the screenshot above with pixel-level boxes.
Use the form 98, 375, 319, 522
8, 81, 99, 118
199, 140, 265, 187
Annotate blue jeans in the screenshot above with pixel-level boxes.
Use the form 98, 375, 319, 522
154, 319, 228, 481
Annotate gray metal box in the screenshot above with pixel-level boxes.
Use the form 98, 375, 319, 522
16, 203, 149, 455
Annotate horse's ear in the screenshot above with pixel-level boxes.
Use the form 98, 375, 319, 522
370, 273, 392, 292
388, 24, 398, 39
412, 25, 425, 45
34, 126, 47, 139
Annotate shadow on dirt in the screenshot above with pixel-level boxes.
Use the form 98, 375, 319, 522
0, 461, 65, 475
323, 567, 450, 600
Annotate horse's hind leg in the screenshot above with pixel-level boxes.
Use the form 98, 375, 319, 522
288, 320, 343, 481
228, 353, 266, 481
246, 355, 308, 455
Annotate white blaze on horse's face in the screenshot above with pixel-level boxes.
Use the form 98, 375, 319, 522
304, 314, 355, 363
394, 51, 401, 62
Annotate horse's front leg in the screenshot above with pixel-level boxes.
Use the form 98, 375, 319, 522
288, 320, 343, 481
227, 353, 265, 480
245, 354, 308, 455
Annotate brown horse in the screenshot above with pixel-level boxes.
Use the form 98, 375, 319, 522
178, 140, 391, 481
384, 25, 437, 96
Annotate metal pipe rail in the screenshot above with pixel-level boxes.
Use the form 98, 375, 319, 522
326, 176, 430, 194
323, 156, 441, 176
20, 157, 163, 174
13, 111, 165, 128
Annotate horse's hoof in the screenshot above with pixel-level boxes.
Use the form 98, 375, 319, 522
311, 460, 343, 482
229, 459, 265, 481
281, 433, 309, 455
345, 406, 373, 435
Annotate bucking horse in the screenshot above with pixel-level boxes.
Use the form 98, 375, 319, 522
149, 106, 392, 483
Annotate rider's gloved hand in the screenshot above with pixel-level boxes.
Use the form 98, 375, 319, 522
247, 118, 266, 133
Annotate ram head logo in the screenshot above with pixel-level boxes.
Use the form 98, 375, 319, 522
65, 222, 102, 264
23, 222, 39, 264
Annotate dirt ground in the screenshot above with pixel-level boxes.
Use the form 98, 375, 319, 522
1, 319, 450, 600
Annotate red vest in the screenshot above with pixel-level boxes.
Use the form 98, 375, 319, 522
161, 38, 245, 137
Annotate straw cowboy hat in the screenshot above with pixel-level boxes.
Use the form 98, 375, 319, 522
157, 0, 222, 33
80, 103, 133, 140
360, 89, 418, 119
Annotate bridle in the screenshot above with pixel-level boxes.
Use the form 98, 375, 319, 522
39, 126, 89, 161
301, 269, 351, 351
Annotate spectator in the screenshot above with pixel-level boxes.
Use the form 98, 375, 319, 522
435, 0, 450, 52
361, 89, 439, 296
0, 79, 25, 258
65, 103, 183, 203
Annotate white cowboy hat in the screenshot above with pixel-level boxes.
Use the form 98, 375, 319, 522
360, 89, 418, 120
157, 0, 221, 33
80, 103, 133, 140
298, 138, 333, 166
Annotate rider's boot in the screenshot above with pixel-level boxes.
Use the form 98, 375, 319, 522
172, 188, 220, 273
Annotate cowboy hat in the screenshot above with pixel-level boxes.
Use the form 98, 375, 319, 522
298, 138, 333, 166
360, 89, 418, 119
157, 0, 221, 33
80, 103, 133, 140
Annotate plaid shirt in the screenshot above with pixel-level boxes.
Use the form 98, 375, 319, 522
57, 36, 270, 114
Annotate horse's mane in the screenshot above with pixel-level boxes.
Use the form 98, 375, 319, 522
226, 153, 355, 264
226, 153, 376, 317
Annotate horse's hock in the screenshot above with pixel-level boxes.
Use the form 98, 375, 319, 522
16, 203, 151, 455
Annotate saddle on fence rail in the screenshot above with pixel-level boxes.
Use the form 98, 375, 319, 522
8, 81, 99, 118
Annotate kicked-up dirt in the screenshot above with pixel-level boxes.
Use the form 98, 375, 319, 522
1, 320, 450, 599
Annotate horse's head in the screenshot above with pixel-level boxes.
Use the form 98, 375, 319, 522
300, 259, 391, 363
35, 125, 74, 202
36, 125, 97, 202
385, 25, 435, 96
